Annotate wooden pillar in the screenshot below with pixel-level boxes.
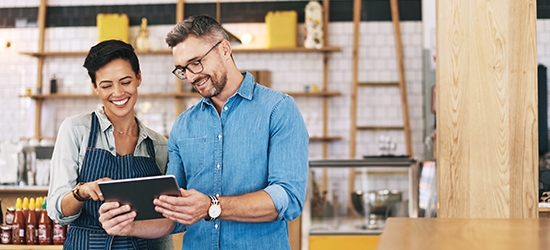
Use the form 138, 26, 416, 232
436, 0, 538, 218
35, 0, 48, 138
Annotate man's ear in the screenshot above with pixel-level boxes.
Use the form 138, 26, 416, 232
220, 39, 233, 57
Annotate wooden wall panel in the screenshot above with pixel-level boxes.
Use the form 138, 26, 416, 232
436, 0, 538, 218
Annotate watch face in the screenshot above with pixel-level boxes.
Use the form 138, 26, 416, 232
209, 204, 221, 218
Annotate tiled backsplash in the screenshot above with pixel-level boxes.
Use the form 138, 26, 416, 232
0, 19, 426, 161
9, 1, 550, 161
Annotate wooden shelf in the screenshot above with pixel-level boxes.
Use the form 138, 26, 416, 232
0, 185, 49, 192
20, 50, 171, 57
233, 46, 341, 53
287, 91, 341, 97
310, 136, 341, 142
357, 126, 404, 131
20, 92, 201, 99
358, 82, 399, 87
21, 91, 341, 100
19, 46, 341, 58
0, 245, 62, 250
538, 204, 550, 212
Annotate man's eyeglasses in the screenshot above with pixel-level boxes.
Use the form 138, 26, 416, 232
172, 41, 222, 80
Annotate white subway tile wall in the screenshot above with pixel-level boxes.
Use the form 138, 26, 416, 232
11, 1, 550, 162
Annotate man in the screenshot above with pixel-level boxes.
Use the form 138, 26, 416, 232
98, 14, 309, 249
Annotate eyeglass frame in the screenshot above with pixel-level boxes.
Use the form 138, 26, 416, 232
172, 40, 222, 80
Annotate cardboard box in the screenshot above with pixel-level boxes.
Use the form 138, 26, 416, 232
97, 13, 129, 43
265, 11, 297, 48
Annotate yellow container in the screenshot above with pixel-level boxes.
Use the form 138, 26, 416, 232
97, 13, 129, 43
265, 11, 297, 48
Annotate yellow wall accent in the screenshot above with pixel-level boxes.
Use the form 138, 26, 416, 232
265, 11, 297, 48
309, 235, 380, 250
97, 13, 129, 43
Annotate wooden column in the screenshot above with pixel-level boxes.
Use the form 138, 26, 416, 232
174, 0, 185, 119
436, 0, 538, 218
35, 0, 48, 138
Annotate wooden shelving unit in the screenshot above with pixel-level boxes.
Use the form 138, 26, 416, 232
21, 0, 343, 150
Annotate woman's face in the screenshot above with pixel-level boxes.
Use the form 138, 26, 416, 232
93, 58, 141, 120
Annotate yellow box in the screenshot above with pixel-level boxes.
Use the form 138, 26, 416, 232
97, 13, 129, 43
265, 11, 297, 48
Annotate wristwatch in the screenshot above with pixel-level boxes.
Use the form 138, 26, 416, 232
207, 195, 221, 221
72, 182, 89, 202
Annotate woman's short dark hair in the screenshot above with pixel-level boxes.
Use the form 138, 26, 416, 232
165, 14, 229, 48
83, 39, 140, 86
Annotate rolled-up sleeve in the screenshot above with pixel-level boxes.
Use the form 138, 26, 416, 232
265, 96, 309, 221
47, 117, 83, 225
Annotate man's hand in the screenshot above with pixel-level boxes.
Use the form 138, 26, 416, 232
154, 188, 211, 225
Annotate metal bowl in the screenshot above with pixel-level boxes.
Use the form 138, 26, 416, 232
350, 189, 402, 217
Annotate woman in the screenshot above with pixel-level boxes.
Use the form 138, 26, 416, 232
47, 39, 173, 249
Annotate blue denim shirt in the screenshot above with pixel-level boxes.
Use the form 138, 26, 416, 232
167, 72, 309, 250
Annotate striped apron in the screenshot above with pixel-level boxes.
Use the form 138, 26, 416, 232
64, 112, 162, 250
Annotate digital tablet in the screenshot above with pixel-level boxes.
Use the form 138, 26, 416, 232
98, 175, 181, 220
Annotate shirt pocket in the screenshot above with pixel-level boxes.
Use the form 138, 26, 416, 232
177, 137, 206, 178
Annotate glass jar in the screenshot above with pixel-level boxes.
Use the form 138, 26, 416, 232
1, 224, 12, 244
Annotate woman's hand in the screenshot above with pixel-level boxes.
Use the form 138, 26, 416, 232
77, 177, 112, 201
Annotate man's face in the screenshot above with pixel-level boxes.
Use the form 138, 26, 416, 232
172, 36, 228, 98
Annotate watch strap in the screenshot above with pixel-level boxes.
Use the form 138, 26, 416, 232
72, 182, 89, 202
206, 195, 220, 221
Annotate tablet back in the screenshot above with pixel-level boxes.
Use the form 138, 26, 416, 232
98, 175, 180, 220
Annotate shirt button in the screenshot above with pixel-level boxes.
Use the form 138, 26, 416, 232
215, 224, 219, 229
218, 135, 222, 139
109, 146, 115, 150
217, 164, 221, 169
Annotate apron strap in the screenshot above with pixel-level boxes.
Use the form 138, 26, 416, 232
87, 112, 100, 149
144, 137, 155, 159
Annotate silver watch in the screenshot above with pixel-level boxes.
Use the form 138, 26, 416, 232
207, 195, 221, 221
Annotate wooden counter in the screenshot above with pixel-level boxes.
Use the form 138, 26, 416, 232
377, 217, 550, 250
0, 245, 61, 249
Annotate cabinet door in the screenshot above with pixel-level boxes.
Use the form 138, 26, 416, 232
309, 235, 380, 250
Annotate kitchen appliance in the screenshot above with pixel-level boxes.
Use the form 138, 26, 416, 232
351, 189, 403, 230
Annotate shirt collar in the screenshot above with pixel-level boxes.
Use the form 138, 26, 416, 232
95, 106, 150, 140
200, 71, 255, 110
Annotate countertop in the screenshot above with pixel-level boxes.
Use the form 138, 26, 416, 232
377, 217, 550, 250
0, 245, 62, 249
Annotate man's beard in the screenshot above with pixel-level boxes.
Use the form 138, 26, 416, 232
195, 72, 227, 98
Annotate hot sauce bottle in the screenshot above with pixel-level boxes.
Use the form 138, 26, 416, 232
38, 198, 52, 245
52, 221, 66, 245
25, 197, 38, 244
11, 198, 26, 244
22, 197, 29, 219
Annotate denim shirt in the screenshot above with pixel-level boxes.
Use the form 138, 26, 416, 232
167, 72, 309, 250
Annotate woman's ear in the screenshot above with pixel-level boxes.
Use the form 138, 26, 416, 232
137, 71, 142, 87
92, 82, 98, 94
